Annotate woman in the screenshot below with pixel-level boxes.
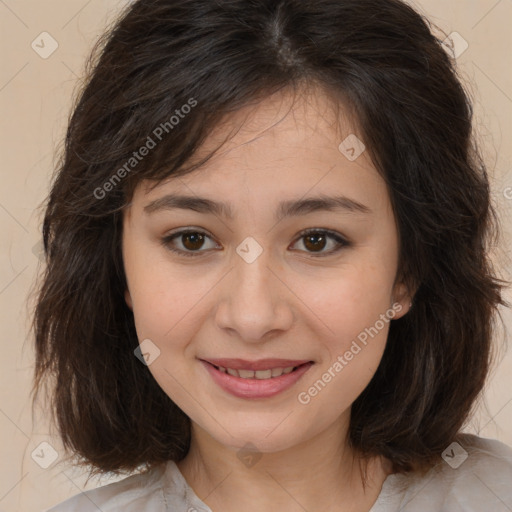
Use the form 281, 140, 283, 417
33, 0, 512, 510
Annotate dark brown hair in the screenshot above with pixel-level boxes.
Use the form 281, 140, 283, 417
32, 0, 508, 479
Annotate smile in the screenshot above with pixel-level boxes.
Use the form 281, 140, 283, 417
200, 359, 314, 399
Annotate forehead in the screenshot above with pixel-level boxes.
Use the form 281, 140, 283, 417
185, 85, 355, 166
130, 84, 389, 217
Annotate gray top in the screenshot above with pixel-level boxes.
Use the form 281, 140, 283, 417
44, 434, 512, 512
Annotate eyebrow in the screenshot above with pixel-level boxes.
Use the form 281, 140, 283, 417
143, 193, 372, 220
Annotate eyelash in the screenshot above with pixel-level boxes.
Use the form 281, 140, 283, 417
161, 228, 350, 258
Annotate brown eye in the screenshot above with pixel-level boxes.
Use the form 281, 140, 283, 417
291, 229, 349, 256
162, 229, 219, 257
181, 232, 206, 250
303, 233, 327, 252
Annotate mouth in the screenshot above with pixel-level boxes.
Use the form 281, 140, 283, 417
199, 358, 314, 399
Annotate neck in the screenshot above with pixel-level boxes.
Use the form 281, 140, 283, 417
177, 415, 392, 512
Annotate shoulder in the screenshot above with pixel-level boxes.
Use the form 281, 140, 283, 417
42, 464, 170, 512
373, 434, 512, 512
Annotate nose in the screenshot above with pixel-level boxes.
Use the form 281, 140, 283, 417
214, 248, 294, 342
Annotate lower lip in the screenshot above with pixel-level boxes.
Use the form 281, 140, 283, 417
200, 360, 313, 399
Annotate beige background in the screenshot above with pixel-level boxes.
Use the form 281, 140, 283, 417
0, 1, 511, 511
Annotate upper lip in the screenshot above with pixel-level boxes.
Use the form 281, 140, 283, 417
200, 358, 313, 371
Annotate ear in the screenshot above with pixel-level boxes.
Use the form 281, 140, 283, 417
125, 289, 133, 310
390, 281, 414, 320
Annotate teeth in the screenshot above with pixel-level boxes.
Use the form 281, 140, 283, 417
255, 369, 272, 379
215, 365, 298, 379
238, 369, 256, 378
271, 367, 283, 377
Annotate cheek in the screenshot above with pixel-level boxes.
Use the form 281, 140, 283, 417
296, 258, 395, 344
311, 282, 391, 385
125, 247, 218, 341
293, 258, 394, 403
296, 297, 391, 421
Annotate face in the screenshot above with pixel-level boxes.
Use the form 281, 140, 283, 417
122, 87, 411, 455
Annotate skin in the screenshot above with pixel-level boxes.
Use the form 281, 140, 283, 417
122, 85, 412, 512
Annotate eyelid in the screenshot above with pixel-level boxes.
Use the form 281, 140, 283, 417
161, 227, 350, 258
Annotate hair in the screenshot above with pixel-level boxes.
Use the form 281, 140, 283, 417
31, 0, 508, 481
